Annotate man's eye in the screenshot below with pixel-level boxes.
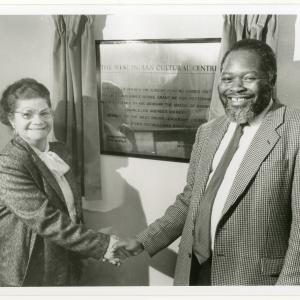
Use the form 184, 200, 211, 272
221, 77, 232, 83
243, 76, 257, 82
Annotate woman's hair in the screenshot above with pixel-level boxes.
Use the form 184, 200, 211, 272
0, 78, 51, 126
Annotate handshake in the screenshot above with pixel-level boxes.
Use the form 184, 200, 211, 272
103, 235, 144, 266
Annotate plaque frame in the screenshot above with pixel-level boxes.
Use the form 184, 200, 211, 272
96, 38, 221, 162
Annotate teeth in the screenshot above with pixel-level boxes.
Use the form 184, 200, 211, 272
231, 97, 245, 103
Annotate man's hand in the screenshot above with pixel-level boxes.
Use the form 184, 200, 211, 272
112, 238, 144, 260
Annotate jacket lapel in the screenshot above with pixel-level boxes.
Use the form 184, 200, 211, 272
48, 142, 82, 221
64, 170, 82, 220
192, 116, 230, 214
220, 104, 286, 219
13, 136, 68, 211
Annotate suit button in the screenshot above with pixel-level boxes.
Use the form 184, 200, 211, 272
188, 253, 192, 258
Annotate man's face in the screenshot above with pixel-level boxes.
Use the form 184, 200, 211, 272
218, 50, 274, 124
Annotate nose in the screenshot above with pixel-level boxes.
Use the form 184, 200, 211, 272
31, 113, 44, 124
229, 77, 246, 92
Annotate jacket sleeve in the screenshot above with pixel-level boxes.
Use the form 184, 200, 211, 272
136, 125, 206, 256
0, 153, 109, 259
276, 151, 300, 285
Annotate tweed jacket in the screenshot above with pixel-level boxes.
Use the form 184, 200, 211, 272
0, 136, 109, 286
137, 103, 300, 285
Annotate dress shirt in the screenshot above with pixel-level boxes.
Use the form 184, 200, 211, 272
209, 99, 273, 249
30, 142, 77, 223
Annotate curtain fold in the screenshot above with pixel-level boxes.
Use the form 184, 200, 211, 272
209, 15, 278, 120
52, 15, 102, 201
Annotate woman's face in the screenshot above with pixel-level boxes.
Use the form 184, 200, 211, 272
9, 97, 53, 151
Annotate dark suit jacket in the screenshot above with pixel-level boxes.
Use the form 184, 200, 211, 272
0, 136, 109, 286
137, 103, 300, 285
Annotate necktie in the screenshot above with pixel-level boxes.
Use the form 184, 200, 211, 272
193, 123, 245, 264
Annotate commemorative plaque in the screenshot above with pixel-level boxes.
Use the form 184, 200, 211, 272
96, 39, 221, 162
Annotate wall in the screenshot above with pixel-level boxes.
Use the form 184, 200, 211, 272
0, 15, 54, 150
277, 15, 300, 108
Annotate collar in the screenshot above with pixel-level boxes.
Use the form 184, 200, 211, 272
29, 140, 70, 176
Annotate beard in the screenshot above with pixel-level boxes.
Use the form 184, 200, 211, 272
219, 89, 272, 124
224, 102, 256, 124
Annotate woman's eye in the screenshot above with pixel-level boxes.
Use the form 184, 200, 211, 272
22, 113, 32, 119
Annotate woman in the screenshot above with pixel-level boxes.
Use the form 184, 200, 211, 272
0, 78, 116, 286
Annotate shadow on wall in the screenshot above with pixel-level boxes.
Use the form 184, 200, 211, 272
79, 155, 177, 286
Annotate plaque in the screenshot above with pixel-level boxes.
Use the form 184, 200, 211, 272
96, 39, 221, 162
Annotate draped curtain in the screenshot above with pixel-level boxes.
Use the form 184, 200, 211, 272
52, 15, 102, 201
209, 15, 278, 120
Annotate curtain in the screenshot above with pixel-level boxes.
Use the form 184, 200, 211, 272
294, 15, 300, 61
209, 15, 278, 120
52, 15, 102, 201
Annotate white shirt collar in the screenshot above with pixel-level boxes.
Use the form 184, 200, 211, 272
29, 141, 70, 176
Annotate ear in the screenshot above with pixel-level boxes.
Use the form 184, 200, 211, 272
268, 72, 277, 86
271, 74, 277, 86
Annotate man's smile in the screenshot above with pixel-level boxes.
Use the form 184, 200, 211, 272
226, 95, 254, 107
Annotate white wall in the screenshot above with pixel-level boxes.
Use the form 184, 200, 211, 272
277, 15, 300, 108
0, 15, 54, 149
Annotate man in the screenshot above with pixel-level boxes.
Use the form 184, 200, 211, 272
113, 39, 300, 285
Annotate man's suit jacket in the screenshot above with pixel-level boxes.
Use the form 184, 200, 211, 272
0, 136, 109, 286
137, 103, 300, 285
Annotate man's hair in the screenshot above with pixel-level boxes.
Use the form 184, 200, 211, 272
0, 78, 51, 126
220, 39, 277, 85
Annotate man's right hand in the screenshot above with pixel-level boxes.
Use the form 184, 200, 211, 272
112, 238, 144, 260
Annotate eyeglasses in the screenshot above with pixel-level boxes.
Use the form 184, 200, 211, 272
14, 109, 53, 120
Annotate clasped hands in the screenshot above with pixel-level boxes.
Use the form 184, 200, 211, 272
103, 235, 144, 266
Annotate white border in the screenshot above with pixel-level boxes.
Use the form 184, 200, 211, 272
0, 3, 300, 300
0, 4, 298, 15
2, 286, 300, 300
